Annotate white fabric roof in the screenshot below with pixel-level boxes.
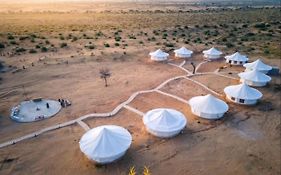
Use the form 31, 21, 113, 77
224, 83, 263, 100
202, 47, 222, 55
238, 69, 271, 83
149, 49, 169, 57
189, 94, 229, 114
243, 59, 272, 71
174, 47, 193, 54
225, 52, 248, 62
79, 125, 132, 162
143, 108, 187, 133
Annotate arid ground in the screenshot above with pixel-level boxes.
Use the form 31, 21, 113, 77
0, 1, 280, 175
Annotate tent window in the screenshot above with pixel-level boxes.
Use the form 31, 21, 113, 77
228, 60, 231, 63
240, 61, 243, 64
234, 61, 237, 64
231, 97, 235, 101
239, 99, 245, 103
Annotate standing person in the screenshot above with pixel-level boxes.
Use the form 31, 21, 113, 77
46, 103, 50, 109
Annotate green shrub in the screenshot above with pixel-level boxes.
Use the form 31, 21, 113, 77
0, 43, 5, 48
7, 35, 15, 40
10, 40, 17, 45
165, 43, 174, 47
264, 49, 270, 54
60, 43, 68, 48
71, 37, 78, 42
29, 49, 37, 53
104, 43, 110, 47
41, 47, 48, 52
15, 47, 26, 52
115, 36, 121, 41
114, 43, 120, 46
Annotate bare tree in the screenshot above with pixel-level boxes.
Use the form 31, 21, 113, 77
99, 68, 111, 87
191, 62, 196, 74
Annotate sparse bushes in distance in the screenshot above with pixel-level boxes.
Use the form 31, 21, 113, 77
226, 42, 234, 48
29, 49, 37, 53
115, 36, 122, 42
0, 43, 5, 48
41, 47, 48, 52
86, 45, 95, 50
45, 40, 50, 44
60, 43, 68, 48
10, 40, 17, 45
7, 35, 15, 40
30, 34, 37, 38
264, 49, 270, 54
165, 43, 174, 47
104, 43, 110, 47
15, 47, 26, 53
19, 36, 29, 40
114, 43, 120, 46
128, 34, 136, 39
254, 23, 267, 29
71, 37, 78, 42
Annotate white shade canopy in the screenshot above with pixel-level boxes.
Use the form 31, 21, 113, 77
79, 125, 132, 164
203, 47, 222, 56
224, 83, 262, 100
149, 49, 169, 61
239, 69, 271, 85
143, 108, 187, 138
174, 47, 193, 55
225, 52, 248, 62
189, 94, 229, 119
243, 59, 272, 73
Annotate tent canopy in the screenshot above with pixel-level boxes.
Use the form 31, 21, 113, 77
79, 125, 132, 161
189, 94, 229, 114
225, 52, 248, 62
149, 49, 169, 57
143, 108, 187, 132
224, 83, 263, 100
203, 47, 222, 55
243, 59, 272, 71
174, 47, 193, 54
238, 69, 271, 82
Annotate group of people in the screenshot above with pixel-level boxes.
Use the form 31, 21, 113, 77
58, 99, 71, 108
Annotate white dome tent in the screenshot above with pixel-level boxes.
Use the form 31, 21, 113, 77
225, 52, 248, 65
243, 59, 272, 74
79, 125, 132, 164
202, 47, 222, 60
224, 83, 263, 105
149, 49, 169, 61
174, 47, 193, 58
10, 98, 61, 122
238, 69, 271, 87
143, 108, 187, 138
189, 94, 229, 119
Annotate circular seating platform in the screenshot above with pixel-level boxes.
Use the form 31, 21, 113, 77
10, 99, 61, 122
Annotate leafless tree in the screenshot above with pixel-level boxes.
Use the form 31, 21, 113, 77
99, 68, 111, 87
191, 62, 196, 74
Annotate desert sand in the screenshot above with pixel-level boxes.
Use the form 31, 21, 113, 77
0, 1, 280, 175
